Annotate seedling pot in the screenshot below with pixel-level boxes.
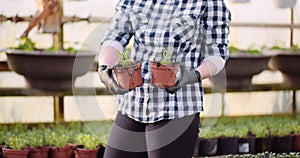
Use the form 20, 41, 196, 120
293, 134, 300, 151
2, 148, 29, 158
114, 62, 142, 90
150, 62, 179, 88
198, 138, 218, 156
217, 136, 238, 155
272, 135, 293, 153
28, 147, 49, 158
75, 148, 98, 158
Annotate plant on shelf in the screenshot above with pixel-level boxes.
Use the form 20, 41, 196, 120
6, 135, 28, 150
15, 37, 36, 51
215, 44, 271, 89
113, 48, 143, 90
27, 130, 49, 158
4, 36, 97, 91
75, 133, 99, 150
267, 44, 300, 86
197, 127, 218, 156
3, 134, 29, 158
150, 47, 180, 88
74, 133, 102, 158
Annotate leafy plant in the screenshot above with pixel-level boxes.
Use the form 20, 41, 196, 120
75, 133, 99, 149
229, 45, 263, 54
251, 123, 270, 138
55, 134, 69, 147
118, 48, 131, 67
158, 47, 173, 64
27, 131, 44, 147
6, 135, 28, 150
228, 46, 241, 53
199, 127, 217, 139
236, 126, 249, 138
44, 131, 69, 147
16, 37, 36, 51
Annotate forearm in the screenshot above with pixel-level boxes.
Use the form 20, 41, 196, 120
98, 41, 123, 66
195, 56, 226, 80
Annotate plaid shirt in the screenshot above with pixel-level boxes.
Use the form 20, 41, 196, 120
102, 0, 231, 123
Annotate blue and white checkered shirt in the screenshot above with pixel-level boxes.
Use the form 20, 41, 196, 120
102, 0, 231, 123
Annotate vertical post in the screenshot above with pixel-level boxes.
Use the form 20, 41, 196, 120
221, 92, 225, 117
54, 96, 64, 123
52, 0, 63, 50
290, 8, 294, 47
292, 90, 297, 117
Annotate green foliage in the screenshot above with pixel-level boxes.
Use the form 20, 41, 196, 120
75, 133, 99, 149
229, 45, 263, 54
268, 45, 299, 53
6, 134, 28, 150
199, 127, 217, 139
16, 37, 36, 51
251, 123, 269, 138
27, 130, 44, 147
118, 48, 131, 67
65, 46, 78, 53
216, 125, 237, 137
159, 47, 173, 64
236, 126, 249, 138
228, 46, 241, 53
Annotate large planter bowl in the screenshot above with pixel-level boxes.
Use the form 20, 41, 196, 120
213, 52, 271, 89
268, 51, 300, 86
5, 49, 97, 90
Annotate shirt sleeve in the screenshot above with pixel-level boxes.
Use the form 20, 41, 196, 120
101, 0, 133, 49
201, 0, 231, 60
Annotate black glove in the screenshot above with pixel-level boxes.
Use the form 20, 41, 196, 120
98, 65, 129, 94
166, 65, 201, 94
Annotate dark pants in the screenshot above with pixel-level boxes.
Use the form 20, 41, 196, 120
104, 112, 200, 158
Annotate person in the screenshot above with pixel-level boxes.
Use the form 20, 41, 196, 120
98, 0, 231, 157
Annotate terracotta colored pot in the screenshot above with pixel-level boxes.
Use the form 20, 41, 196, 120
75, 148, 98, 158
217, 136, 238, 155
49, 146, 72, 158
150, 62, 179, 88
28, 147, 49, 158
2, 148, 29, 158
293, 134, 300, 151
114, 62, 142, 90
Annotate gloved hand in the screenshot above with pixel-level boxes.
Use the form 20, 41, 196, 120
98, 65, 129, 94
166, 65, 201, 94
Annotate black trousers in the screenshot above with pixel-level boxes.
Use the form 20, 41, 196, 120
103, 112, 200, 158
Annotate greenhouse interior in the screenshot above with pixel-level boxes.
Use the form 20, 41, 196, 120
0, 0, 300, 157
